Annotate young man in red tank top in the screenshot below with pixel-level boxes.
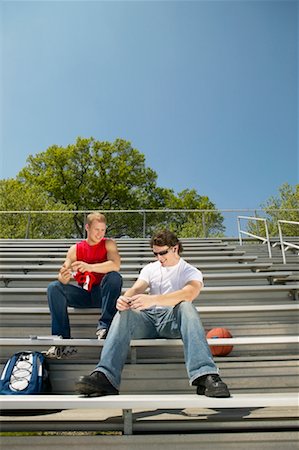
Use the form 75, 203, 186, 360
46, 213, 122, 359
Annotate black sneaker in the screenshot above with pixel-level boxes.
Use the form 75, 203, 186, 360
75, 371, 119, 397
193, 374, 230, 398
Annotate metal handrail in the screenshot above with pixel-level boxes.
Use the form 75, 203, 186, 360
277, 220, 299, 264
0, 208, 298, 214
0, 209, 298, 239
237, 216, 272, 258
0, 209, 223, 239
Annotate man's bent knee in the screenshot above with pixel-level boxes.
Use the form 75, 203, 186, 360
47, 280, 63, 295
102, 271, 122, 287
177, 301, 194, 311
176, 301, 197, 317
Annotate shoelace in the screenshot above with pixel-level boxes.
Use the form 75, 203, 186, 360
208, 374, 221, 385
61, 346, 77, 356
47, 346, 77, 359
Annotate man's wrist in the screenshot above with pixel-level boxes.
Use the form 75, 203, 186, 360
58, 275, 69, 285
151, 294, 160, 305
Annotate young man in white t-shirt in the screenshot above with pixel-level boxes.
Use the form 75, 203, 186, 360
76, 230, 230, 398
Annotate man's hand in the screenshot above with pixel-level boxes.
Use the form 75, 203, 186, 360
117, 296, 132, 311
71, 261, 92, 273
58, 264, 72, 284
117, 294, 157, 311
129, 294, 157, 311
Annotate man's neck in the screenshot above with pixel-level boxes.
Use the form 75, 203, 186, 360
161, 256, 181, 268
85, 237, 103, 246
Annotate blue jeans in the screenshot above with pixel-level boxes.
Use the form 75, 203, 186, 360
95, 301, 218, 389
47, 272, 122, 338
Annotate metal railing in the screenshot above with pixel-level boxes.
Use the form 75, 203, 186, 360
0, 209, 221, 239
0, 208, 298, 240
277, 220, 299, 264
237, 216, 272, 258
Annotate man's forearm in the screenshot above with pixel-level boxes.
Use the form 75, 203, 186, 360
150, 285, 201, 307
124, 285, 148, 297
151, 291, 193, 307
89, 260, 120, 273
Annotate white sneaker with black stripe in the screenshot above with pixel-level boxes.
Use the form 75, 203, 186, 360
96, 329, 107, 340
45, 345, 78, 359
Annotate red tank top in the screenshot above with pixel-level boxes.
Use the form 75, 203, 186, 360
76, 238, 107, 285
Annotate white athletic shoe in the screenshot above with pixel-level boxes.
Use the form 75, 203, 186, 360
45, 345, 78, 359
96, 329, 107, 340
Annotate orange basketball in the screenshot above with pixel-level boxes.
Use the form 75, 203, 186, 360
206, 327, 233, 356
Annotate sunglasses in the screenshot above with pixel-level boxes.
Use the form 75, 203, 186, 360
152, 247, 171, 257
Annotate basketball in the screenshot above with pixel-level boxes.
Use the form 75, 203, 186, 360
206, 327, 233, 356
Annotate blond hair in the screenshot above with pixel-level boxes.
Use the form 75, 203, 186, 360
86, 212, 107, 226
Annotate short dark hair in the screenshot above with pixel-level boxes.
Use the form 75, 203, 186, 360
150, 229, 183, 254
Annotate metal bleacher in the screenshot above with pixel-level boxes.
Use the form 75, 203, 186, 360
0, 237, 298, 439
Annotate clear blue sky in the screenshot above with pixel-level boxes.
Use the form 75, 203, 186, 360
1, 0, 298, 215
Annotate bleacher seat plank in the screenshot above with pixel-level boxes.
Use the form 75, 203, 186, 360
0, 247, 240, 259
1, 393, 297, 435
0, 271, 293, 285
0, 336, 298, 347
0, 262, 274, 273
0, 303, 298, 315
0, 284, 297, 295
1, 393, 297, 410
0, 255, 258, 264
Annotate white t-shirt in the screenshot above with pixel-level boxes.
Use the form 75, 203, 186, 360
138, 258, 203, 309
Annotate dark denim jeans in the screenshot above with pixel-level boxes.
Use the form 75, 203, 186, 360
95, 301, 218, 389
47, 271, 122, 338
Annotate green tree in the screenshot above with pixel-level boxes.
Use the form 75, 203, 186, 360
248, 183, 299, 237
1, 137, 225, 238
166, 189, 225, 237
0, 179, 74, 238
18, 137, 170, 236
141, 189, 224, 238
